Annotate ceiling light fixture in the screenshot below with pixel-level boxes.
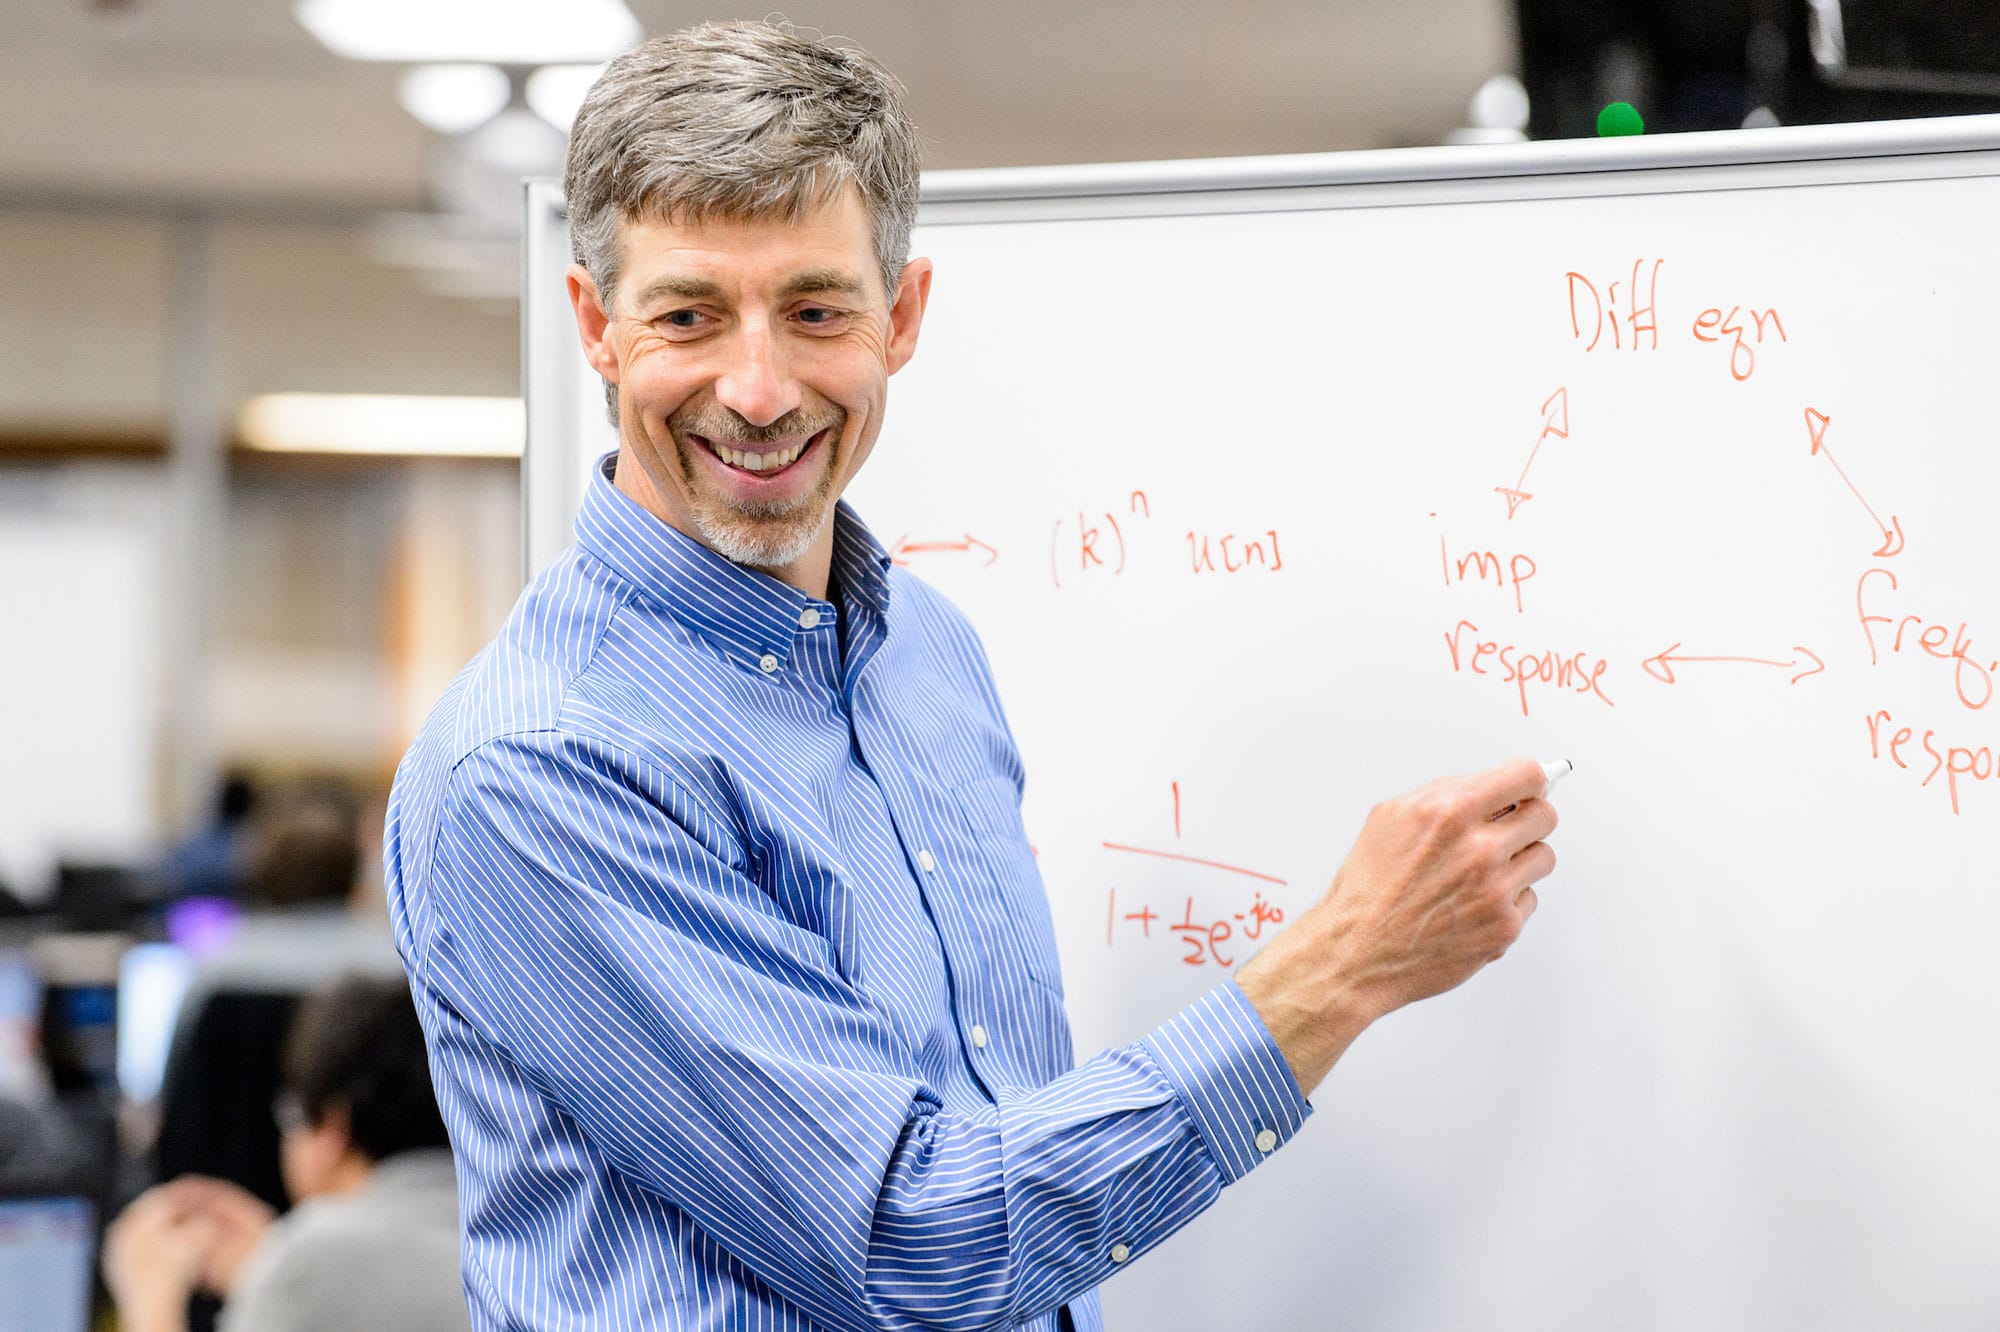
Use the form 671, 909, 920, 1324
525, 63, 608, 131
398, 64, 513, 135
295, 0, 640, 65
238, 394, 524, 458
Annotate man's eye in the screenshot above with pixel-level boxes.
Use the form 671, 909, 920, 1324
796, 306, 842, 327
661, 310, 704, 329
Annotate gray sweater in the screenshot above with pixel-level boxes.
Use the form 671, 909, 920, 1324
220, 1149, 472, 1332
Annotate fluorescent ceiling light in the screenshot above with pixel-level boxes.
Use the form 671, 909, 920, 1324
238, 394, 524, 458
526, 63, 607, 131
296, 0, 639, 65
398, 64, 512, 135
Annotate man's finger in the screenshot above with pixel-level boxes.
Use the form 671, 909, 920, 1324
1493, 796, 1558, 855
1511, 835, 1557, 884
1469, 756, 1549, 819
1515, 884, 1539, 924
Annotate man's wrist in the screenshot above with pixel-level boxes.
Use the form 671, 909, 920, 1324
1235, 909, 1382, 1097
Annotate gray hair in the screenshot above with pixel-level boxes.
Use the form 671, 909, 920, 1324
565, 20, 922, 322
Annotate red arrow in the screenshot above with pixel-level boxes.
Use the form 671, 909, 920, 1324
1804, 408, 1902, 555
888, 533, 999, 567
1495, 387, 1569, 519
1641, 643, 1826, 685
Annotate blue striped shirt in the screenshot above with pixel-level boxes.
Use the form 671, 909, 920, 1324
385, 456, 1309, 1330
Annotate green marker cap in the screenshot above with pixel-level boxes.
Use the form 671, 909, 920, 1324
1597, 102, 1644, 137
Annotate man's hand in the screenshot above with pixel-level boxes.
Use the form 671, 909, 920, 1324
1236, 757, 1559, 1096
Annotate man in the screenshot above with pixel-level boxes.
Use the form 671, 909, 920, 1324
104, 975, 470, 1332
385, 20, 1559, 1331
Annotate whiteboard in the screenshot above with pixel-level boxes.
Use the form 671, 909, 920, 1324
0, 521, 160, 898
523, 119, 2000, 1331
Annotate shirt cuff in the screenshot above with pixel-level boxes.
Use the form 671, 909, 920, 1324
1139, 980, 1311, 1186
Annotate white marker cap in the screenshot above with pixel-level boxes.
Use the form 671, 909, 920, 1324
1542, 758, 1574, 790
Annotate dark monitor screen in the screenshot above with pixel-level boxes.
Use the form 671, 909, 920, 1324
1821, 0, 2000, 90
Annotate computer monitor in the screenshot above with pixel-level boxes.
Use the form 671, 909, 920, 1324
0, 1195, 95, 1332
117, 942, 195, 1104
0, 945, 40, 1101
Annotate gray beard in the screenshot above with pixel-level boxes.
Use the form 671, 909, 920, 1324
667, 403, 844, 569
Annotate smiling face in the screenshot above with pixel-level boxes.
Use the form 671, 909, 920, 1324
568, 185, 931, 596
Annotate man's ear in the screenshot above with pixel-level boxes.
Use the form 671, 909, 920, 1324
884, 257, 933, 377
567, 263, 621, 384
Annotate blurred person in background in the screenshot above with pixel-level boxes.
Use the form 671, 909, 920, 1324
187, 777, 401, 988
103, 974, 471, 1332
152, 777, 404, 1222
152, 772, 260, 906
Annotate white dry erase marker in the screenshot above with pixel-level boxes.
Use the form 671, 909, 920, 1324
1490, 758, 1573, 820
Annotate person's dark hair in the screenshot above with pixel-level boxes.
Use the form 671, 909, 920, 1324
247, 786, 361, 909
217, 771, 258, 825
282, 976, 448, 1163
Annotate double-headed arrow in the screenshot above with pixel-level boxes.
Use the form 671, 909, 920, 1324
1805, 408, 1903, 556
888, 533, 999, 567
1641, 643, 1826, 685
1495, 387, 1569, 519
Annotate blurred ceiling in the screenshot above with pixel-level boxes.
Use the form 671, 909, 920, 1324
4, 0, 1515, 216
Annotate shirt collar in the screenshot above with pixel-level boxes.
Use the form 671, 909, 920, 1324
573, 453, 892, 672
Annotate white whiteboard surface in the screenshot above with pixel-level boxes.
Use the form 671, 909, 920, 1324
0, 521, 160, 897
524, 121, 2000, 1331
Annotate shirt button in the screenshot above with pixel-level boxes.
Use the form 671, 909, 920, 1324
1255, 1128, 1279, 1154
757, 653, 779, 674
1109, 1243, 1131, 1265
798, 607, 821, 629
969, 1024, 988, 1049
916, 849, 936, 873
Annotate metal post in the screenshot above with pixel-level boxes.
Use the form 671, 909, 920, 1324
161, 214, 227, 833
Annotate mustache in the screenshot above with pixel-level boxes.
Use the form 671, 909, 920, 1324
670, 404, 843, 448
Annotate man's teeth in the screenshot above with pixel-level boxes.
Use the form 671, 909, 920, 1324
712, 438, 809, 472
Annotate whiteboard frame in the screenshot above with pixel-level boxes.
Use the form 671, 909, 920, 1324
523, 113, 2000, 575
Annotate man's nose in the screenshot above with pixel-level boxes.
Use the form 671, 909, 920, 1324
713, 326, 802, 428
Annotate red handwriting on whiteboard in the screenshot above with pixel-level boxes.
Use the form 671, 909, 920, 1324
889, 533, 998, 567
1564, 260, 1789, 380
1856, 569, 1996, 711
1865, 709, 1997, 815
1444, 620, 1617, 716
1106, 888, 1285, 967
1494, 388, 1570, 519
1693, 303, 1787, 382
1639, 643, 1825, 686
1806, 410, 1905, 557
1049, 511, 1127, 586
1440, 537, 1538, 613
1048, 491, 1155, 588
1566, 259, 1662, 352
1187, 529, 1285, 575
